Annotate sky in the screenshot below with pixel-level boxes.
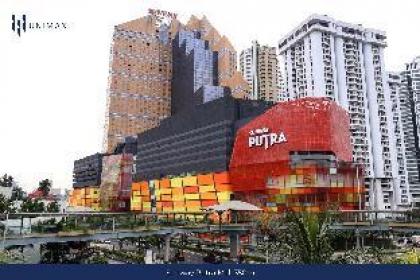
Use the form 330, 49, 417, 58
0, 0, 419, 192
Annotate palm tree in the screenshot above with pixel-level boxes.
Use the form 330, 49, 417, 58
38, 179, 52, 197
255, 211, 333, 264
283, 212, 333, 264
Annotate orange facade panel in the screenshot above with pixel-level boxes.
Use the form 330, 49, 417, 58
161, 194, 172, 201
200, 192, 217, 200
172, 188, 184, 196
201, 200, 218, 207
173, 201, 185, 207
184, 186, 199, 194
215, 184, 233, 192
214, 172, 230, 184
160, 178, 171, 189
197, 174, 214, 185
185, 200, 201, 208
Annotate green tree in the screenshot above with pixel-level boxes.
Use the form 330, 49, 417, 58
40, 243, 71, 264
0, 194, 12, 213
20, 198, 45, 213
395, 249, 420, 264
38, 179, 52, 197
11, 185, 25, 201
47, 201, 60, 213
0, 174, 14, 188
0, 251, 17, 264
332, 247, 386, 264
283, 212, 333, 264
256, 212, 333, 264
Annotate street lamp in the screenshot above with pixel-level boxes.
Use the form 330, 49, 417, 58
216, 210, 223, 264
217, 210, 223, 234
354, 161, 363, 221
263, 235, 269, 263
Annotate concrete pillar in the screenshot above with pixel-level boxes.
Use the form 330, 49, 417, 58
334, 36, 348, 109
303, 36, 314, 97
286, 49, 295, 99
31, 244, 42, 264
229, 233, 241, 261
355, 228, 361, 249
330, 34, 339, 103
309, 31, 326, 98
379, 47, 398, 177
359, 41, 375, 180
1, 213, 8, 251
250, 233, 258, 246
251, 40, 259, 100
164, 235, 171, 263
144, 249, 154, 264
363, 43, 385, 178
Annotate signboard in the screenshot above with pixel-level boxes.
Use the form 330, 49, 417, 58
248, 127, 287, 150
148, 8, 177, 24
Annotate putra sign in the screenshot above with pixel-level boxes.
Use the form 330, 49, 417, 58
248, 127, 287, 150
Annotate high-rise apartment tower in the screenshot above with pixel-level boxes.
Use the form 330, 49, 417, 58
399, 57, 420, 206
278, 14, 399, 210
240, 41, 280, 101
387, 72, 410, 208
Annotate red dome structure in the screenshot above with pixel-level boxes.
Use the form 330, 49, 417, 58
230, 98, 352, 167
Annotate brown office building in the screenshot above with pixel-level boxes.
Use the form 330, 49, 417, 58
103, 10, 249, 152
103, 10, 180, 152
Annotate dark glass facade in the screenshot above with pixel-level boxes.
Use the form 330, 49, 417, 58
135, 96, 273, 180
171, 30, 225, 114
73, 153, 106, 187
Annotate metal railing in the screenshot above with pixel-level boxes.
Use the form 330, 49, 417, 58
0, 212, 212, 249
2, 209, 420, 250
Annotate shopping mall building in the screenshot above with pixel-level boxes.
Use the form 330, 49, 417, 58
130, 96, 364, 213
70, 95, 363, 212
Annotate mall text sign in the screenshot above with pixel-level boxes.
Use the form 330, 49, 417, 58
248, 127, 287, 150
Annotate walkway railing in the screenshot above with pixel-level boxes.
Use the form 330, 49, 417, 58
2, 210, 420, 250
